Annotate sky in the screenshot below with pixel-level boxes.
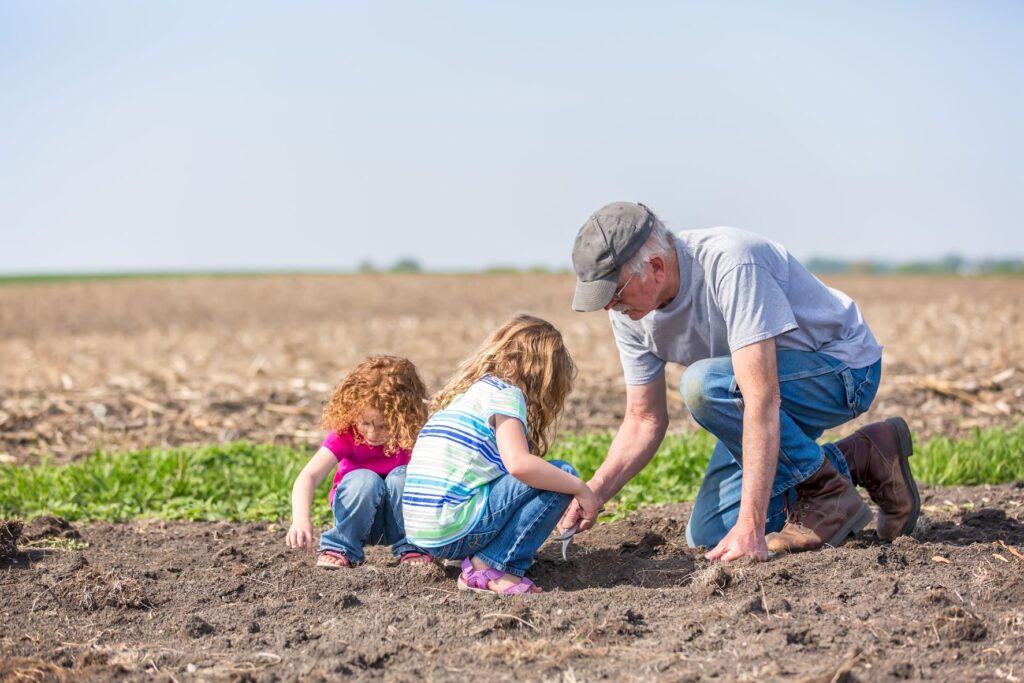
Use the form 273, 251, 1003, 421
1, 1, 1022, 274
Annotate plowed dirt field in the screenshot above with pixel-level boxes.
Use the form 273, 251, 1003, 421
2, 275, 1023, 682
1, 275, 1021, 464
2, 484, 1023, 682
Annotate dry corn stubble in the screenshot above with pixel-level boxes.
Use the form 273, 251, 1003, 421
0, 275, 1022, 464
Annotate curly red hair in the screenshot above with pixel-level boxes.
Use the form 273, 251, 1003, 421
321, 356, 429, 455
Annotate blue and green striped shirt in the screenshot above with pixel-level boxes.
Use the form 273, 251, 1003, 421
402, 376, 528, 548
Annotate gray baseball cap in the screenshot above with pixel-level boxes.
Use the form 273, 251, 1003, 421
571, 201, 655, 312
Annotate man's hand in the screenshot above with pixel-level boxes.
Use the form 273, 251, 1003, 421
712, 337, 780, 564
705, 521, 770, 562
559, 488, 601, 533
558, 499, 582, 532
575, 484, 602, 526
559, 377, 670, 534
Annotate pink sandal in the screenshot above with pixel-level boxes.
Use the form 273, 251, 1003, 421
316, 550, 351, 569
456, 558, 539, 595
399, 551, 434, 565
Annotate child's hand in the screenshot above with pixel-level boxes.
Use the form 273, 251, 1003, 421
286, 521, 315, 554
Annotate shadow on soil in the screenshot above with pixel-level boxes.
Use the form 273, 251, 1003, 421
917, 507, 1024, 546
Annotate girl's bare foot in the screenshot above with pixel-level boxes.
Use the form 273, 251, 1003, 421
399, 551, 434, 565
316, 550, 351, 569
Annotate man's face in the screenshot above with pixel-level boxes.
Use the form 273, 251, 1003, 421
604, 260, 662, 320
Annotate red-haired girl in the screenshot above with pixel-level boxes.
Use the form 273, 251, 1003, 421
287, 355, 432, 568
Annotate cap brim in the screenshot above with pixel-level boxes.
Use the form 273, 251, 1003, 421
572, 277, 617, 312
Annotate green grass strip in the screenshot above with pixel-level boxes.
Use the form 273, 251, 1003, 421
2, 425, 1023, 524
0, 443, 317, 524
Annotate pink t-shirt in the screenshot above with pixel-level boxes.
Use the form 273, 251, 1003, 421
322, 429, 411, 504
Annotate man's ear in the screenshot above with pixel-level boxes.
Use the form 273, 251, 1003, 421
649, 255, 667, 282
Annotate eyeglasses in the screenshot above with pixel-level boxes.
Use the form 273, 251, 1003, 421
608, 273, 635, 309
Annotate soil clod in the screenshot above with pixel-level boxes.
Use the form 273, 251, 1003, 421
184, 615, 215, 638
693, 563, 736, 596
328, 592, 361, 609
49, 563, 154, 611
934, 606, 988, 642
621, 531, 667, 558
0, 656, 69, 683
0, 520, 23, 562
22, 516, 80, 542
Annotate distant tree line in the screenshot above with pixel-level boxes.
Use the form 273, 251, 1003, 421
357, 258, 424, 274
353, 255, 1024, 276
805, 255, 1024, 276
355, 259, 570, 275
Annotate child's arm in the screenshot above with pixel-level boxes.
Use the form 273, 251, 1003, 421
286, 446, 338, 554
494, 415, 601, 526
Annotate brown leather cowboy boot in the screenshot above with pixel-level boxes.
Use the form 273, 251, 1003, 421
765, 458, 873, 554
833, 417, 920, 541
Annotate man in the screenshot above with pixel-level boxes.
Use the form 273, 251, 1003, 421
562, 201, 920, 561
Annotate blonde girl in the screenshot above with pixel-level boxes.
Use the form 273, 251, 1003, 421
402, 314, 600, 594
287, 355, 433, 568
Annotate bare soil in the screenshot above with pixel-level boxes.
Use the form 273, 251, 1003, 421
3, 483, 1023, 682
2, 274, 1024, 681
1, 275, 1022, 465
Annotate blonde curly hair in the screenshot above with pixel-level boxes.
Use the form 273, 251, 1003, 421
321, 355, 429, 455
431, 314, 576, 457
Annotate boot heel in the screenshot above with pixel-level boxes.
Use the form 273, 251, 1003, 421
885, 416, 921, 537
886, 417, 914, 458
826, 502, 873, 548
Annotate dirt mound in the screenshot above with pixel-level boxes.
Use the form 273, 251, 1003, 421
0, 657, 69, 683
2, 484, 1022, 681
933, 606, 988, 643
0, 520, 22, 562
21, 515, 80, 542
40, 557, 153, 612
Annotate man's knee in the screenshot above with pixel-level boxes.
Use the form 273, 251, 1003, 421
685, 512, 725, 549
681, 359, 716, 419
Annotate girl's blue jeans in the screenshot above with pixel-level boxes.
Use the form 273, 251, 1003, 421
425, 460, 577, 577
682, 351, 882, 549
319, 466, 418, 563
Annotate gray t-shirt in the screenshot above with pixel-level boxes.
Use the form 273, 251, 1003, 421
611, 227, 882, 385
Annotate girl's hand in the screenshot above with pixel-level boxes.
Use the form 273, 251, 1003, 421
289, 447, 338, 555
573, 483, 602, 529
286, 521, 315, 554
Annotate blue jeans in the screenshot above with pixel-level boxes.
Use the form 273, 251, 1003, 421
319, 466, 418, 563
426, 460, 577, 577
681, 351, 881, 548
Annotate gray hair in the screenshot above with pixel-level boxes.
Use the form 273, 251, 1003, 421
623, 215, 676, 277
